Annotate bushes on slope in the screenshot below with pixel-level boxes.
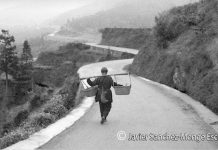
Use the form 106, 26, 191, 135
154, 2, 207, 49
0, 128, 28, 149
44, 103, 67, 119
14, 110, 29, 127
30, 112, 55, 128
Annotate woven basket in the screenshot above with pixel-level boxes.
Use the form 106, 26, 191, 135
81, 86, 98, 97
114, 85, 131, 95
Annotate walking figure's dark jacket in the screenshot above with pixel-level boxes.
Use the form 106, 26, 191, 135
87, 76, 119, 102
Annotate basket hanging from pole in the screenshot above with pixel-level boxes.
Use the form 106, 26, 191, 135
113, 73, 132, 95
80, 80, 97, 97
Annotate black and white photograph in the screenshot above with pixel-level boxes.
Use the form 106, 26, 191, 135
0, 0, 218, 149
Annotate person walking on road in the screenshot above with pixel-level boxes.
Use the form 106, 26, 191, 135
87, 67, 121, 124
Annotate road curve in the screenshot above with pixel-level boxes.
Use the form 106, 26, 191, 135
39, 59, 218, 150
85, 43, 139, 55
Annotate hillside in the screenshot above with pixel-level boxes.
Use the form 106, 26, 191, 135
0, 43, 91, 148
130, 0, 218, 113
0, 43, 87, 148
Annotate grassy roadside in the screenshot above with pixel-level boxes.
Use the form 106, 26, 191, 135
0, 75, 81, 149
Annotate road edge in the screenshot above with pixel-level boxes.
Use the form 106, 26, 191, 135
138, 76, 218, 133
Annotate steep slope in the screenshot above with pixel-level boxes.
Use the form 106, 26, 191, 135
0, 43, 87, 149
131, 0, 218, 113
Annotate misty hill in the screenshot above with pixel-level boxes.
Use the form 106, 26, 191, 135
58, 0, 196, 35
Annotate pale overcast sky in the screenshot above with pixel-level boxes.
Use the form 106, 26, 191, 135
0, 0, 95, 26
0, 0, 198, 27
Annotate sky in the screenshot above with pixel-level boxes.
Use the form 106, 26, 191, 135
0, 0, 95, 26
0, 0, 198, 27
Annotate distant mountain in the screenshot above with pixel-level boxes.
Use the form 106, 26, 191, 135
57, 0, 198, 35
51, 0, 124, 26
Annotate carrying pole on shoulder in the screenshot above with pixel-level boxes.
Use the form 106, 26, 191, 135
80, 73, 130, 80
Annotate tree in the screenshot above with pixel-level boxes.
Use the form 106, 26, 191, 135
20, 40, 33, 77
0, 30, 18, 100
18, 40, 34, 92
21, 40, 33, 64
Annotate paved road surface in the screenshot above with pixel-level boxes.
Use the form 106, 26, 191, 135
86, 43, 139, 55
39, 59, 218, 150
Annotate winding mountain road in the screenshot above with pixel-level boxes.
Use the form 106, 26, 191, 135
39, 58, 218, 150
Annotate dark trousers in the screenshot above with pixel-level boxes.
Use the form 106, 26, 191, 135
99, 101, 112, 118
